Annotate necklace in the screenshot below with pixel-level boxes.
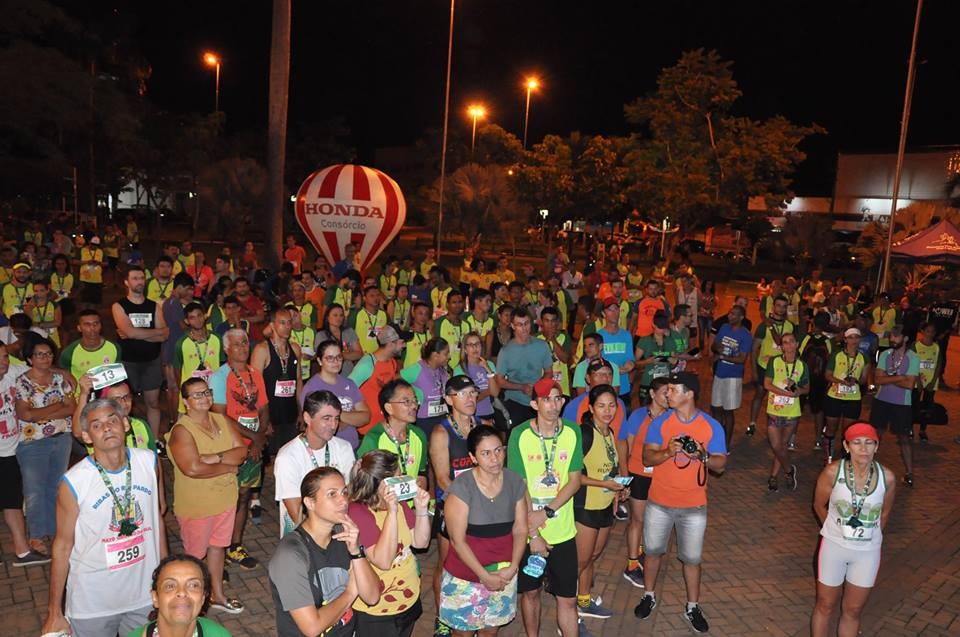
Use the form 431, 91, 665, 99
844, 459, 875, 521
191, 333, 210, 369
385, 422, 411, 466
532, 420, 560, 485
230, 364, 257, 411
270, 338, 291, 376
300, 434, 330, 469
593, 423, 618, 478
475, 472, 503, 502
93, 453, 138, 537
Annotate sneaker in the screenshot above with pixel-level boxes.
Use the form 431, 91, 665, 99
614, 503, 629, 521
13, 549, 50, 567
209, 597, 244, 614
578, 619, 596, 637
225, 545, 259, 569
578, 597, 613, 619
433, 617, 452, 636
250, 503, 263, 525
785, 465, 798, 491
634, 593, 657, 620
155, 438, 167, 459
919, 431, 929, 443
683, 604, 710, 633
623, 565, 645, 588
745, 423, 756, 437
902, 473, 914, 487
813, 438, 822, 450
767, 476, 778, 492
786, 438, 798, 451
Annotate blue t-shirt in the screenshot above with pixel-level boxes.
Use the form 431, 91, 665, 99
598, 327, 635, 396
714, 323, 752, 379
496, 338, 554, 404
619, 406, 652, 440
875, 349, 920, 406
858, 332, 878, 361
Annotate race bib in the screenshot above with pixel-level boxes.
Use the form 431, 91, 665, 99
384, 475, 417, 501
427, 400, 448, 417
237, 415, 260, 432
837, 383, 857, 395
129, 313, 152, 328
191, 368, 213, 382
773, 394, 796, 407
840, 522, 875, 541
88, 364, 128, 391
274, 380, 296, 398
920, 360, 935, 370
105, 534, 145, 571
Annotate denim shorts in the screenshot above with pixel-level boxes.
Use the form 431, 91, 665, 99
643, 501, 708, 565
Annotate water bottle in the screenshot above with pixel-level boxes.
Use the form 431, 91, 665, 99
522, 553, 547, 578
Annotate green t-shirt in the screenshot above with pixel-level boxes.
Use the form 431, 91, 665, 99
173, 333, 224, 411
764, 355, 809, 418
127, 617, 232, 637
434, 316, 466, 368
356, 422, 428, 478
635, 331, 685, 388
348, 307, 388, 355
507, 419, 583, 545
59, 338, 121, 381
826, 349, 867, 401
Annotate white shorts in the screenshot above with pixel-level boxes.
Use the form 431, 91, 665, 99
817, 537, 881, 588
710, 377, 743, 411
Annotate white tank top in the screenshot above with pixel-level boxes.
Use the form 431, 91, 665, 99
820, 458, 885, 551
62, 447, 160, 619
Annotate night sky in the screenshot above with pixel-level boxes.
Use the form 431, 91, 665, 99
77, 0, 960, 195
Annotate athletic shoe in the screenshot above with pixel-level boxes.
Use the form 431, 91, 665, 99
578, 619, 596, 637
745, 423, 756, 436
785, 465, 798, 491
13, 550, 50, 567
623, 566, 645, 588
903, 473, 914, 487
634, 593, 657, 619
614, 503, 629, 521
209, 597, 244, 614
919, 431, 929, 443
225, 545, 259, 569
434, 617, 452, 636
767, 476, 778, 492
813, 438, 822, 450
578, 598, 613, 619
786, 438, 798, 451
250, 502, 263, 525
683, 605, 710, 633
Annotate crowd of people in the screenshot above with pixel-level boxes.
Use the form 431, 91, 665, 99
0, 216, 955, 637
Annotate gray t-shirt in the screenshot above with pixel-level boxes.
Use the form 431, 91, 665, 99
268, 528, 355, 637
496, 338, 553, 404
447, 467, 527, 529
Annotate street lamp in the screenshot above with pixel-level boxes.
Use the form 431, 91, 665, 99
467, 104, 486, 155
203, 51, 221, 112
436, 0, 456, 259
523, 76, 539, 149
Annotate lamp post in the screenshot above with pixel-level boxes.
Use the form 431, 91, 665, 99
436, 0, 456, 260
203, 51, 221, 112
467, 104, 486, 155
523, 77, 539, 149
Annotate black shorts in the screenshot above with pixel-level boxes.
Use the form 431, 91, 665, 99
432, 499, 448, 538
629, 473, 652, 501
124, 359, 164, 392
355, 598, 422, 637
0, 455, 24, 509
574, 506, 614, 529
754, 363, 766, 387
517, 536, 578, 598
823, 395, 861, 421
802, 380, 828, 414
870, 401, 913, 436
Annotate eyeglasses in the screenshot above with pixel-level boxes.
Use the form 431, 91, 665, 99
448, 390, 478, 399
476, 446, 507, 459
188, 390, 213, 399
322, 354, 344, 362
31, 351, 54, 359
388, 399, 419, 407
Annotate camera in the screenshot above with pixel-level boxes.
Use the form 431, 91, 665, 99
676, 435, 700, 456
844, 375, 856, 384
785, 381, 798, 393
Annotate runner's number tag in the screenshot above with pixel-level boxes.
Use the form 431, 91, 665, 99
840, 521, 874, 541
129, 313, 152, 328
773, 394, 795, 406
88, 364, 128, 391
105, 534, 145, 571
237, 415, 260, 432
384, 475, 417, 501
275, 380, 296, 397
427, 400, 448, 417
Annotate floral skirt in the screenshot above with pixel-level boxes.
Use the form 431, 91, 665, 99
439, 569, 517, 631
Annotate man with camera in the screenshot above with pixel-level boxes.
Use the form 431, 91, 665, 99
634, 372, 726, 634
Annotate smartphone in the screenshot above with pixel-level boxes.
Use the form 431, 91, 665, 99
331, 523, 345, 535
614, 476, 634, 486
687, 347, 701, 357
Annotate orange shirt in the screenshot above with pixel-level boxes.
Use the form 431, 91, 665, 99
353, 356, 400, 434
645, 410, 726, 507
635, 296, 665, 337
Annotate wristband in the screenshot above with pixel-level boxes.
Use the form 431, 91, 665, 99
528, 533, 540, 541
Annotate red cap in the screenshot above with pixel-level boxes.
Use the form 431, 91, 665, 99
844, 422, 879, 443
532, 378, 562, 399
602, 296, 619, 309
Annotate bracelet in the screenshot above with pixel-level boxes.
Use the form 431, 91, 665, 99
528, 533, 540, 541
415, 511, 430, 517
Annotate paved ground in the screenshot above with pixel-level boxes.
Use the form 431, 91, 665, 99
2, 292, 959, 636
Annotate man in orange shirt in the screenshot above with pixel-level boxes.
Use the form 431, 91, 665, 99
348, 326, 404, 433
282, 235, 307, 275
635, 280, 669, 339
634, 372, 727, 634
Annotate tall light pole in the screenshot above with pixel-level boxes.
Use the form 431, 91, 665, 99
436, 0, 456, 259
880, 0, 923, 293
523, 76, 539, 149
467, 104, 486, 155
203, 51, 221, 112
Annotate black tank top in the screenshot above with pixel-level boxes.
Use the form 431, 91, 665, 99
117, 297, 161, 362
439, 417, 473, 500
264, 338, 299, 424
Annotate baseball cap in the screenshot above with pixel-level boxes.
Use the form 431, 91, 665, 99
532, 377, 562, 399
844, 422, 879, 443
668, 372, 700, 396
445, 374, 477, 394
602, 296, 619, 309
377, 325, 401, 345
844, 328, 862, 338
586, 358, 613, 374
90, 236, 101, 245
12, 262, 31, 270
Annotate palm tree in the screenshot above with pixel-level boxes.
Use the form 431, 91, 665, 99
197, 157, 268, 237
424, 163, 522, 244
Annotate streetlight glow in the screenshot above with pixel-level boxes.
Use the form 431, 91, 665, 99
203, 52, 220, 67
526, 77, 539, 91
523, 75, 540, 149
202, 50, 221, 112
467, 103, 487, 154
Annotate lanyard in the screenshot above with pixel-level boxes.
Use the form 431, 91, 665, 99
13, 284, 27, 307
593, 424, 618, 477
230, 365, 257, 411
886, 349, 905, 375
844, 459, 875, 519
53, 273, 68, 293
270, 338, 291, 376
844, 351, 857, 377
300, 434, 329, 469
35, 302, 53, 322
156, 280, 171, 299
782, 355, 797, 381
393, 300, 409, 324
385, 423, 411, 465
192, 335, 210, 369
533, 422, 560, 475
363, 309, 379, 333
93, 454, 138, 537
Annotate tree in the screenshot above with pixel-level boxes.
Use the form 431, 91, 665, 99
781, 213, 834, 267
422, 163, 521, 243
622, 49, 822, 238
265, 0, 291, 270
197, 157, 268, 237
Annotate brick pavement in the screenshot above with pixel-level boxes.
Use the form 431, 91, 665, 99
3, 340, 960, 636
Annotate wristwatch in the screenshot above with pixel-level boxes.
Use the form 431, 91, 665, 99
543, 506, 556, 519
348, 545, 366, 560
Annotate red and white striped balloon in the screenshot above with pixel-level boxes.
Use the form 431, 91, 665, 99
294, 164, 406, 273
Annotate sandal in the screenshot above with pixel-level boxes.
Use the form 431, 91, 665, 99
209, 597, 245, 614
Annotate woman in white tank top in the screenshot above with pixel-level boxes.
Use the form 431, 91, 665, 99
811, 422, 896, 637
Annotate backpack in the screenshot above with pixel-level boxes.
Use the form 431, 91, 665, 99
802, 334, 830, 380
